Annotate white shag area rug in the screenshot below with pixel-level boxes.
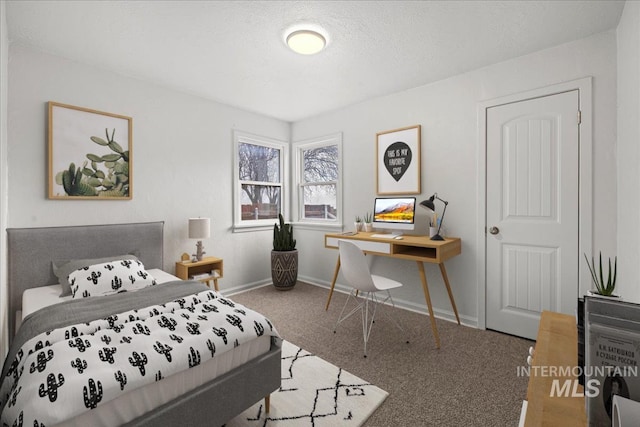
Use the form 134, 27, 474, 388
225, 340, 388, 426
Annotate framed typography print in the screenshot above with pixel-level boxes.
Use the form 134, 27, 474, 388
48, 102, 132, 199
376, 125, 421, 195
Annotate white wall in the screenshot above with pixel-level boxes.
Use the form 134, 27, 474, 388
0, 0, 9, 358
293, 31, 618, 325
7, 44, 289, 293
617, 2, 640, 302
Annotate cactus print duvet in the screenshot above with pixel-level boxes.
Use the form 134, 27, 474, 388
0, 281, 279, 427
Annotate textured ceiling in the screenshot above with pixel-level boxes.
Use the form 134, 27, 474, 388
6, 1, 625, 122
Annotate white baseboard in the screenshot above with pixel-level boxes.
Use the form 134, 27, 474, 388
297, 274, 479, 328
222, 274, 479, 329
224, 279, 272, 297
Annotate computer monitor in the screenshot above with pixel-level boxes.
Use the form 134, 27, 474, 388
372, 197, 416, 233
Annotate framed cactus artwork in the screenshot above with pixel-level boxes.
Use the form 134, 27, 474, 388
48, 102, 132, 199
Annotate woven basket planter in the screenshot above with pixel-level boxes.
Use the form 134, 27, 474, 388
271, 249, 298, 291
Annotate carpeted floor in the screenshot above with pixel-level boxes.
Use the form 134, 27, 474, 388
231, 281, 533, 427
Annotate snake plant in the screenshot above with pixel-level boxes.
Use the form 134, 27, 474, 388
584, 252, 617, 296
273, 214, 296, 251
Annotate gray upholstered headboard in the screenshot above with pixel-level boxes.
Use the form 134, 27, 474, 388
7, 221, 164, 339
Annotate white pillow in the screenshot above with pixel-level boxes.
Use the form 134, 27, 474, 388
53, 253, 140, 297
69, 259, 157, 299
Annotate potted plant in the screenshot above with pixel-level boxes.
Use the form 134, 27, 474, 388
363, 212, 373, 232
584, 252, 619, 298
354, 216, 363, 232
271, 213, 298, 291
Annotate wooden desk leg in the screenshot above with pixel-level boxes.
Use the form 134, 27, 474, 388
213, 278, 219, 292
264, 394, 270, 413
439, 263, 460, 325
417, 261, 441, 349
325, 255, 341, 311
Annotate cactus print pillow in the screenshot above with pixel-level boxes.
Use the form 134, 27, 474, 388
68, 259, 157, 299
53, 253, 140, 297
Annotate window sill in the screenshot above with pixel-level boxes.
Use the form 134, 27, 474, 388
232, 223, 274, 233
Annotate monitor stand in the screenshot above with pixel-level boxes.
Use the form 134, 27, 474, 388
371, 229, 404, 238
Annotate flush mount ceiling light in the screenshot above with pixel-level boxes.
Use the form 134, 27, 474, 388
286, 29, 326, 55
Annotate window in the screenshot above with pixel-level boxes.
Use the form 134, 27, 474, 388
293, 133, 342, 227
233, 131, 288, 231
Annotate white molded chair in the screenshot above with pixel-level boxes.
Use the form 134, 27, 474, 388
333, 240, 407, 357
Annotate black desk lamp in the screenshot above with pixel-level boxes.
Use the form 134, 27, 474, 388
420, 193, 448, 241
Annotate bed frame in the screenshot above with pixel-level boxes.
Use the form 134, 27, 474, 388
6, 221, 281, 426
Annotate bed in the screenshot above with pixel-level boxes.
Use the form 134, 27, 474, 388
1, 222, 281, 426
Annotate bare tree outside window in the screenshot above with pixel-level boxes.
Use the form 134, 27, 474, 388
303, 145, 338, 183
238, 142, 282, 220
302, 145, 339, 220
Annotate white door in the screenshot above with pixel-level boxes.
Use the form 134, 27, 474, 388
486, 90, 579, 340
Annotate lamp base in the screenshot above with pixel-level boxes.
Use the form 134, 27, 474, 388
192, 240, 206, 262
430, 234, 445, 241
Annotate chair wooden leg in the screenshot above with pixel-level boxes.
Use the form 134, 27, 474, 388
264, 394, 270, 413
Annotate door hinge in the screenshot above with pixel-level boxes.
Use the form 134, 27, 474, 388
577, 110, 582, 125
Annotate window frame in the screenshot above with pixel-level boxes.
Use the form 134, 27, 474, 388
233, 130, 289, 232
292, 133, 342, 231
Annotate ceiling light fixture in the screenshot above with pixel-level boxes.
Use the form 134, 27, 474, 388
286, 29, 326, 55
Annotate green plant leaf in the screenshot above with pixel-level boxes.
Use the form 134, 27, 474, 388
76, 182, 97, 196
62, 170, 72, 194
87, 177, 102, 187
98, 189, 125, 197
584, 252, 617, 295
90, 136, 109, 146
101, 154, 121, 162
87, 154, 103, 162
108, 140, 124, 154
114, 162, 128, 175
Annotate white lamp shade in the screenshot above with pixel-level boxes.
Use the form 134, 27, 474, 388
188, 218, 210, 239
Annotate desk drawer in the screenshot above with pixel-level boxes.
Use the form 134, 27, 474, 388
326, 237, 391, 254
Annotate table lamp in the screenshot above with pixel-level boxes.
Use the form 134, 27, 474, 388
189, 217, 210, 261
419, 193, 448, 241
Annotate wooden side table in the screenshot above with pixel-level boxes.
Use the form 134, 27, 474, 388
175, 253, 223, 291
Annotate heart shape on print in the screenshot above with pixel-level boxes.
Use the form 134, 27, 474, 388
383, 141, 412, 182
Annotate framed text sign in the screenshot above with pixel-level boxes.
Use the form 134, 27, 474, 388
48, 102, 132, 200
376, 125, 421, 195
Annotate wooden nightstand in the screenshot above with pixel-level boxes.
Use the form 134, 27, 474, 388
175, 253, 223, 291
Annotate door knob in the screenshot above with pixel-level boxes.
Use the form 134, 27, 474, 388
489, 226, 499, 235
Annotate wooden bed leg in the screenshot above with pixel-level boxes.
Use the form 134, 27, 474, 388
264, 394, 271, 413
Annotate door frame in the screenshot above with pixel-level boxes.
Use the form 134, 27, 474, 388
476, 77, 593, 330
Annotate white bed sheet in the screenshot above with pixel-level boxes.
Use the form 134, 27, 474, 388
20, 270, 272, 426
21, 268, 182, 320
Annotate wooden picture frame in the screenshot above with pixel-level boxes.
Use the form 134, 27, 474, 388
376, 125, 421, 195
48, 102, 132, 200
